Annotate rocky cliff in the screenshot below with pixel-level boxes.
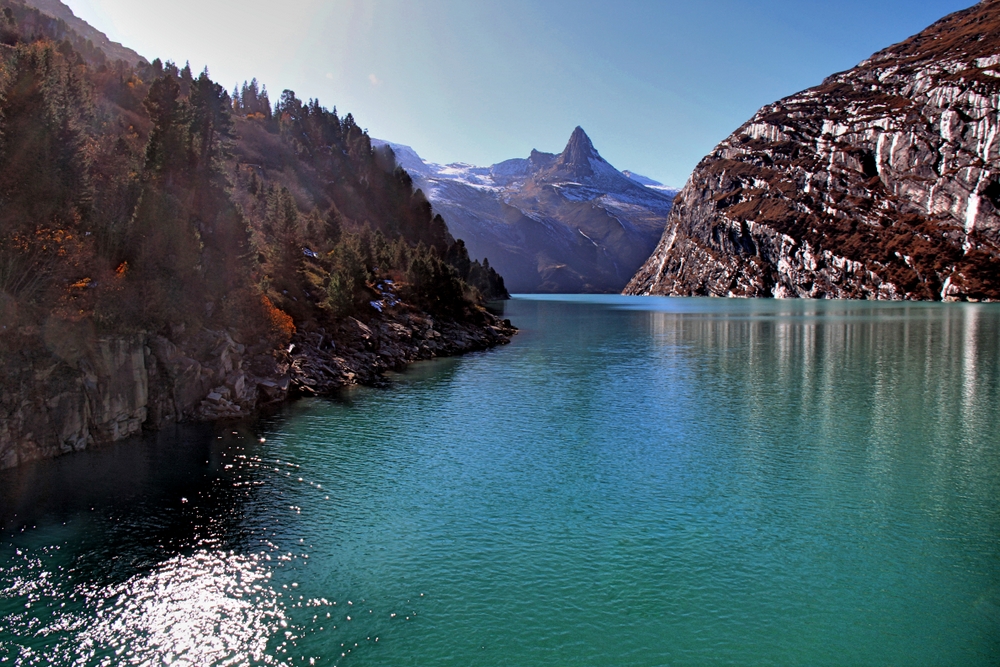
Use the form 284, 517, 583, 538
626, 0, 1000, 301
0, 0, 516, 470
375, 128, 677, 293
0, 310, 514, 470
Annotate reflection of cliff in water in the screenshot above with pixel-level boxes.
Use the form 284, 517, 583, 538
644, 302, 1000, 515
0, 422, 275, 573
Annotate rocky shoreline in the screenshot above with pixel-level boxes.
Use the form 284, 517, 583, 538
0, 307, 515, 470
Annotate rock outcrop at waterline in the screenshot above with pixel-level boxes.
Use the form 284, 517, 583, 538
626, 0, 1000, 301
0, 311, 514, 470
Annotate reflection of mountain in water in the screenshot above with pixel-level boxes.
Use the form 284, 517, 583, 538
375, 128, 677, 293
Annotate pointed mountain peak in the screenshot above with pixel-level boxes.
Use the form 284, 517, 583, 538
526, 126, 647, 190
560, 126, 600, 166
569, 125, 593, 146
549, 126, 606, 180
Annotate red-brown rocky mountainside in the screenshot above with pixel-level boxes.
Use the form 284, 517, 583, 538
626, 0, 1000, 301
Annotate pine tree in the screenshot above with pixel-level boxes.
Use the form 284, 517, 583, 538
0, 41, 93, 302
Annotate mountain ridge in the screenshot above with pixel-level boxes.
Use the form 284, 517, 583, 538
375, 128, 678, 293
17, 0, 144, 65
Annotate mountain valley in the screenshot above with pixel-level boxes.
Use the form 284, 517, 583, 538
376, 128, 677, 293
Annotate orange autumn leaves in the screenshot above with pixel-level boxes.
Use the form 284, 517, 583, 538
260, 294, 296, 343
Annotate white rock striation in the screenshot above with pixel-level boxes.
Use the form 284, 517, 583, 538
626, 0, 1000, 301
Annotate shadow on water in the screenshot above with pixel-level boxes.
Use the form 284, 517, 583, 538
483, 299, 510, 318
0, 421, 274, 581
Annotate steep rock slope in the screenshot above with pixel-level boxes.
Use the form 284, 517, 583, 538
376, 128, 677, 293
1, 310, 514, 470
626, 0, 1000, 301
18, 0, 145, 64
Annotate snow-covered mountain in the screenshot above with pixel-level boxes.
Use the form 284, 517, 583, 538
373, 128, 677, 293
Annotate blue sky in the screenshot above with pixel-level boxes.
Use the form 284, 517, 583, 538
66, 0, 975, 186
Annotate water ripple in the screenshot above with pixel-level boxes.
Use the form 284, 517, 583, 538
2, 296, 999, 665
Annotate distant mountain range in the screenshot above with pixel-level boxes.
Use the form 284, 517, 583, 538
375, 128, 677, 293
626, 0, 1000, 301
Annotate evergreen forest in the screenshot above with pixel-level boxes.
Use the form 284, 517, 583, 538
0, 0, 508, 357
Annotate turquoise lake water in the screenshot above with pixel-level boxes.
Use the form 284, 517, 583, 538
2, 295, 999, 666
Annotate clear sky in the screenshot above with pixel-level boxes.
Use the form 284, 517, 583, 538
65, 0, 976, 187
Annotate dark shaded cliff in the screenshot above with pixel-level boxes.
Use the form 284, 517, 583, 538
626, 0, 1000, 301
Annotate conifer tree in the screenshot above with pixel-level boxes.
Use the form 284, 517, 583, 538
0, 41, 93, 302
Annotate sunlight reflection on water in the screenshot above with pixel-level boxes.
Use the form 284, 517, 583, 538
2, 297, 999, 665
5, 549, 287, 666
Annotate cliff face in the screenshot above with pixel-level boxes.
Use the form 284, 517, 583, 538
0, 311, 514, 470
0, 334, 148, 468
0, 327, 270, 469
626, 0, 1000, 301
